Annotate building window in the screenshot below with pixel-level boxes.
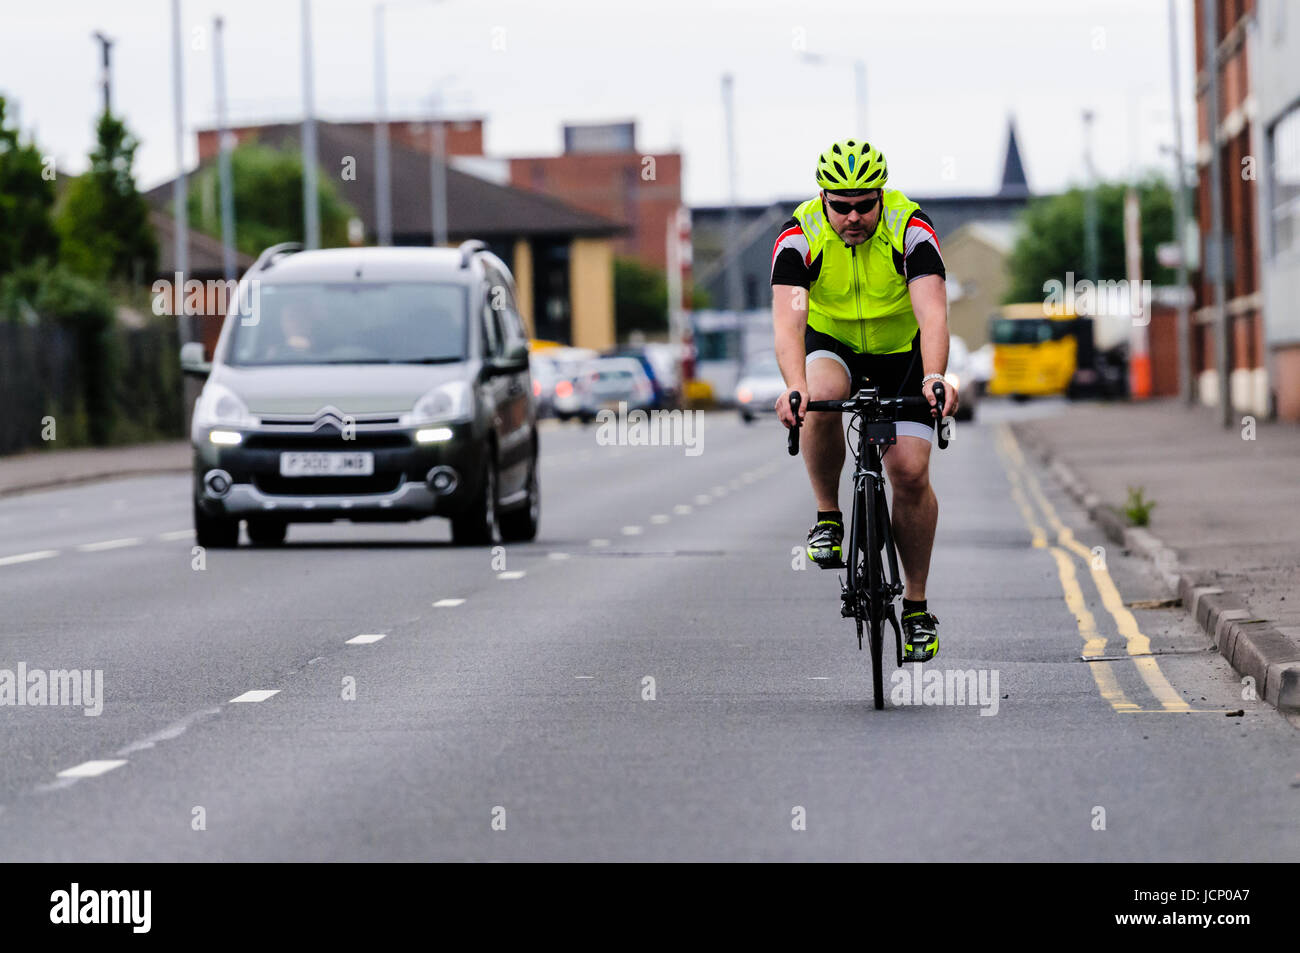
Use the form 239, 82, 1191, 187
531, 239, 571, 344
1271, 104, 1300, 255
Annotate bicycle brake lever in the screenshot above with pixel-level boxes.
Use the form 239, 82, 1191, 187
931, 381, 948, 450
787, 391, 802, 456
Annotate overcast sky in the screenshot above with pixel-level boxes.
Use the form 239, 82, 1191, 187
3, 0, 1196, 206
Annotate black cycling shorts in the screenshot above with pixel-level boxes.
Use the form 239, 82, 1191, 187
803, 325, 934, 436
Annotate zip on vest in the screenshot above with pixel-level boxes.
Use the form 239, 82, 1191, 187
851, 244, 865, 351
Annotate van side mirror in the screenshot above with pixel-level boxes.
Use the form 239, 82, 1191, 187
492, 339, 529, 371
180, 341, 211, 378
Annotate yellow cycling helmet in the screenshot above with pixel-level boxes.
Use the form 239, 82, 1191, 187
815, 138, 888, 193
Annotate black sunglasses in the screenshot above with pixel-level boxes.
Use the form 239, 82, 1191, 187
825, 194, 880, 216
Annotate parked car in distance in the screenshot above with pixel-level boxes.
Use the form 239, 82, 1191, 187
966, 342, 994, 396
735, 354, 785, 423
946, 335, 979, 422
602, 343, 682, 409
533, 346, 598, 421
578, 356, 654, 420
181, 241, 540, 548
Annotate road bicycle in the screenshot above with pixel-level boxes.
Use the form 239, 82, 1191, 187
786, 381, 948, 709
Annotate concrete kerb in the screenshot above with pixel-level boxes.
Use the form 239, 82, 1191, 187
1011, 422, 1300, 712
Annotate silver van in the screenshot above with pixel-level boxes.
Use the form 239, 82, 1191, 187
181, 241, 539, 547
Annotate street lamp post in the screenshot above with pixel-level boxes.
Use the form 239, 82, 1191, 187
1082, 110, 1100, 284
430, 102, 448, 247
92, 31, 114, 116
722, 73, 742, 318
799, 53, 867, 134
214, 17, 237, 284
301, 0, 320, 250
373, 4, 392, 246
374, 0, 449, 248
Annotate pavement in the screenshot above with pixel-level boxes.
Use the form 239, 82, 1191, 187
0, 405, 1296, 861
1012, 398, 1300, 710
0, 440, 190, 497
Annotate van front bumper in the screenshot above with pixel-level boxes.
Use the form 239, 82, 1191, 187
193, 423, 486, 522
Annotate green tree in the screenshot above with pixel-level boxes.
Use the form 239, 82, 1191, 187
186, 143, 355, 255
0, 96, 59, 276
0, 262, 117, 444
1004, 177, 1179, 304
55, 111, 158, 284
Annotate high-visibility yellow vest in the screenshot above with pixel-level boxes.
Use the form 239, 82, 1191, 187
792, 188, 922, 355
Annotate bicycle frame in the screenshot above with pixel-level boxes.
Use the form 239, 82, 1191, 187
842, 399, 905, 660
786, 382, 947, 709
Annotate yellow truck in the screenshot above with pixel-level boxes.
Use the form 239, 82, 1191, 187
987, 304, 1078, 398
987, 303, 1129, 400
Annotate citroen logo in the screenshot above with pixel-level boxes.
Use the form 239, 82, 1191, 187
312, 405, 345, 431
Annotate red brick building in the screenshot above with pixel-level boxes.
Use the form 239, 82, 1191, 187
197, 118, 487, 164
507, 122, 685, 274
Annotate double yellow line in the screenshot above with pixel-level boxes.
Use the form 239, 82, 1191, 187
995, 425, 1191, 714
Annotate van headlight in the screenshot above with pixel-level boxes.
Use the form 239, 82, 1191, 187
404, 381, 473, 426
194, 382, 257, 429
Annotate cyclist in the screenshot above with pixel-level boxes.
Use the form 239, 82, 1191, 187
771, 138, 958, 662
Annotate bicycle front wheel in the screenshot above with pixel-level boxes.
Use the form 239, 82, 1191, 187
859, 481, 887, 710
869, 616, 885, 710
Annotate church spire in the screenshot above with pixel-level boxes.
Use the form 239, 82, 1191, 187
1000, 116, 1029, 196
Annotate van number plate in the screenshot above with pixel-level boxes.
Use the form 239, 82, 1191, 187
279, 452, 374, 477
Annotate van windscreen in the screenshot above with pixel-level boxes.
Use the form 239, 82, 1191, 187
227, 282, 468, 366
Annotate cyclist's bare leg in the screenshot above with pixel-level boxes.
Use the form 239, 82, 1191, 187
802, 357, 852, 511
883, 434, 936, 601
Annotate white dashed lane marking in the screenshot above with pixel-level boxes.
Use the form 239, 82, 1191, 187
157, 529, 195, 541
497, 571, 526, 580
650, 514, 669, 524
57, 760, 127, 779
230, 690, 280, 703
0, 550, 59, 567
621, 526, 643, 536
433, 598, 465, 607
76, 537, 143, 552
346, 634, 387, 645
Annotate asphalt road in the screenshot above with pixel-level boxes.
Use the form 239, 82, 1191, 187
1, 403, 1296, 861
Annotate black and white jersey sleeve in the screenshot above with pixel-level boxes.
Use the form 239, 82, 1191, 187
770, 218, 821, 287
900, 209, 945, 283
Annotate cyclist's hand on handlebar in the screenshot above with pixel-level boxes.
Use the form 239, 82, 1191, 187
776, 386, 807, 429
925, 377, 959, 420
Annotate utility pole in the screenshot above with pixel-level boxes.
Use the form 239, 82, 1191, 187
300, 0, 320, 249
1082, 109, 1100, 286
429, 102, 448, 246
214, 17, 237, 284
1203, 0, 1232, 426
722, 73, 742, 319
169, 0, 189, 335
92, 31, 113, 115
1168, 0, 1193, 405
853, 59, 867, 135
373, 3, 392, 246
